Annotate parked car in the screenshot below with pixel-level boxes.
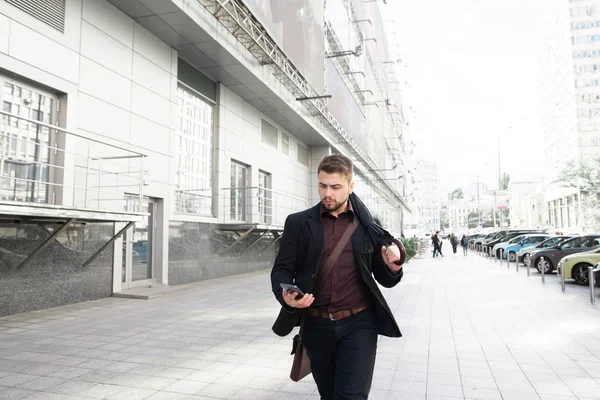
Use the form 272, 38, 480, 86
474, 232, 498, 251
518, 235, 573, 266
593, 262, 600, 286
484, 231, 541, 257
504, 234, 553, 261
557, 247, 600, 285
492, 234, 532, 259
528, 234, 600, 274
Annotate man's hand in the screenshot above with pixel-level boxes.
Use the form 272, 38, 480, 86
381, 244, 402, 272
282, 290, 314, 308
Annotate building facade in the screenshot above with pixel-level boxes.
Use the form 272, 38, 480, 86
537, 0, 600, 232
0, 0, 411, 316
405, 160, 439, 234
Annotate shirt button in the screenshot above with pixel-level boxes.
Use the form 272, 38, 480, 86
311, 274, 316, 279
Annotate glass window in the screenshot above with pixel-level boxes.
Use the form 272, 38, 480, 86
297, 144, 309, 166
281, 133, 289, 155
560, 237, 587, 249
261, 120, 278, 149
175, 84, 214, 216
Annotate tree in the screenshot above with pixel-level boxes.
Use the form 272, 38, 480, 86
448, 188, 464, 201
555, 158, 600, 198
555, 158, 600, 231
440, 205, 449, 230
467, 212, 479, 229
500, 173, 511, 190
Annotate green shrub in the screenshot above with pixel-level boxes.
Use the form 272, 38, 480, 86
401, 237, 420, 261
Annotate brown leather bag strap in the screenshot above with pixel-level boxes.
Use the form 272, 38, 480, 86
313, 217, 359, 296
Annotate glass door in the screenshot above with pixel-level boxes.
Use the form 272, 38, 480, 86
258, 170, 272, 225
122, 197, 156, 288
230, 161, 248, 221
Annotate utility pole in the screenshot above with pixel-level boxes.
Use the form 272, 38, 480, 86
493, 191, 497, 228
477, 173, 481, 228
498, 133, 502, 191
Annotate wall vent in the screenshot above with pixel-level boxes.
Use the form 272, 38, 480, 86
5, 0, 66, 32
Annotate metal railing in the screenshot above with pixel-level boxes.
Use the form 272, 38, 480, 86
0, 111, 146, 214
220, 187, 309, 227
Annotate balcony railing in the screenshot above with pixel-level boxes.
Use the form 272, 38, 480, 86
220, 187, 309, 227
0, 110, 147, 219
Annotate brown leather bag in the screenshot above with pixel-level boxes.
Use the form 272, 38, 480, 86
289, 218, 359, 382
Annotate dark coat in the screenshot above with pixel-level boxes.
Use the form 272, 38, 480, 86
270, 194, 405, 338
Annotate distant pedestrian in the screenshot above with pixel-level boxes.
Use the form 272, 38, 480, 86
461, 235, 468, 256
432, 231, 443, 257
450, 234, 459, 255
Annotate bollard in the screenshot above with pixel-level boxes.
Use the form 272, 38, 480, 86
589, 267, 595, 304
501, 249, 505, 267
516, 253, 519, 272
560, 261, 566, 292
541, 256, 545, 283
526, 256, 530, 276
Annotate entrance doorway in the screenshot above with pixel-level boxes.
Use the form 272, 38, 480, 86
121, 197, 159, 289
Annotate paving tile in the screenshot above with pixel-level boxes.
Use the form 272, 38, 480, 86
16, 375, 65, 390
462, 386, 502, 400
3, 257, 600, 400
0, 387, 38, 399
427, 383, 464, 398
196, 382, 243, 398
500, 391, 541, 400
0, 373, 37, 387
105, 387, 157, 399
163, 379, 208, 394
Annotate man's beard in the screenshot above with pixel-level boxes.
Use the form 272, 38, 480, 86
322, 195, 349, 212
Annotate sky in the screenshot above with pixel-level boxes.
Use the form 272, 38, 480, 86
387, 0, 543, 199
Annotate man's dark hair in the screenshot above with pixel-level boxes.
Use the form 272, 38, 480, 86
318, 154, 353, 182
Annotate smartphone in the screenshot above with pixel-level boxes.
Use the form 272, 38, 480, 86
280, 283, 305, 299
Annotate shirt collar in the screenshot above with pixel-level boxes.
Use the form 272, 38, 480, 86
320, 198, 353, 221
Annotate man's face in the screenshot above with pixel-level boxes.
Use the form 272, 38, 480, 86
318, 171, 354, 213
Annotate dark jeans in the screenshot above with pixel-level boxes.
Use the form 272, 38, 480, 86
303, 308, 378, 400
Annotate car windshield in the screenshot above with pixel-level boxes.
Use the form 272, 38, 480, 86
540, 237, 564, 247
560, 237, 597, 249
508, 235, 527, 244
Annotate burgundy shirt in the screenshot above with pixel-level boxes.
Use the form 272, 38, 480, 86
312, 201, 373, 313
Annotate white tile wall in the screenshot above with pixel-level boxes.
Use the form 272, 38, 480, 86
77, 93, 131, 140
0, 14, 9, 54
132, 53, 172, 100
131, 83, 172, 128
130, 115, 170, 155
81, 0, 134, 48
8, 22, 79, 83
133, 24, 172, 72
79, 57, 132, 110
80, 21, 133, 79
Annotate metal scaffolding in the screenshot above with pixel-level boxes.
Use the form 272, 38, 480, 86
198, 0, 409, 211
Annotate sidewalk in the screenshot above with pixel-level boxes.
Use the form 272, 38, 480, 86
1, 251, 600, 400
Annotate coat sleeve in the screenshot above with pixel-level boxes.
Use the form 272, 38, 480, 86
270, 214, 301, 314
371, 238, 404, 288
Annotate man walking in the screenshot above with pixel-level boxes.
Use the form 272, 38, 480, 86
271, 154, 406, 400
432, 231, 443, 257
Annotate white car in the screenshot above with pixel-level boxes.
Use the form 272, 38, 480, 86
492, 234, 531, 258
